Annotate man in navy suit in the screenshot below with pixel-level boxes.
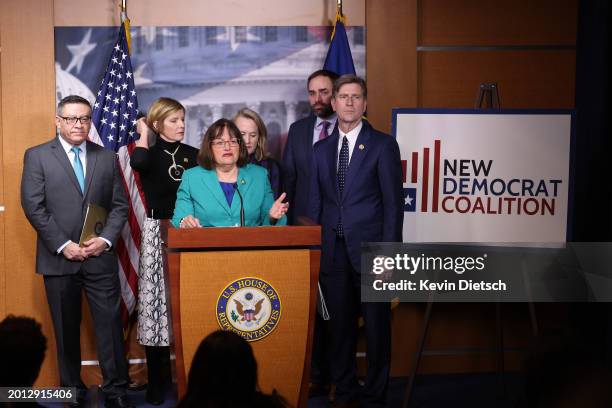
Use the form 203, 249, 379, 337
283, 69, 339, 396
309, 75, 404, 407
283, 69, 339, 225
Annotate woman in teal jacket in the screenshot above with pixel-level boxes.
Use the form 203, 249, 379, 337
172, 119, 288, 228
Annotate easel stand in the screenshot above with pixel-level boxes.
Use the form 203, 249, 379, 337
402, 87, 539, 407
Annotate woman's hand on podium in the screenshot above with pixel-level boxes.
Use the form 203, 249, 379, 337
179, 215, 201, 228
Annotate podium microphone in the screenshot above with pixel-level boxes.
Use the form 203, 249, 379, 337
233, 183, 245, 227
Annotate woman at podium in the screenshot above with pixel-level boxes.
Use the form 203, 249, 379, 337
131, 97, 199, 405
171, 118, 288, 228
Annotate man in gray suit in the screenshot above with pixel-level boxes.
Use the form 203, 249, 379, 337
21, 95, 133, 408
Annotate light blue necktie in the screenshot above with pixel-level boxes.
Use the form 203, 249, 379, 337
71, 146, 85, 192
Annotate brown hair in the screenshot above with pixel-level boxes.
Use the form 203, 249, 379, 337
197, 119, 248, 170
146, 97, 185, 134
307, 69, 340, 88
233, 108, 268, 161
332, 74, 368, 99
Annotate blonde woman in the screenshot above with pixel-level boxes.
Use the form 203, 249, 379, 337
130, 97, 199, 405
233, 108, 283, 199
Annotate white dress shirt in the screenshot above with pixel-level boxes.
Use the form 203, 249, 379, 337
56, 136, 111, 253
58, 135, 87, 175
312, 114, 337, 145
337, 120, 363, 169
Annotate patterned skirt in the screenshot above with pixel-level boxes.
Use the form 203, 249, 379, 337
136, 217, 171, 346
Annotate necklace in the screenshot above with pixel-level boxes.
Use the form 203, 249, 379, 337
163, 145, 185, 181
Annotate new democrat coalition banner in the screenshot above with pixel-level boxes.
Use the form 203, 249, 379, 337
393, 109, 575, 243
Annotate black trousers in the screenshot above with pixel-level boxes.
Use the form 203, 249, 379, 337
310, 311, 331, 385
43, 254, 128, 398
319, 238, 391, 407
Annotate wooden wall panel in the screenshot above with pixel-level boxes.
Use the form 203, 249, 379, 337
0, 43, 4, 317
366, 0, 418, 134
0, 0, 58, 385
54, 0, 365, 26
419, 50, 576, 108
419, 0, 577, 45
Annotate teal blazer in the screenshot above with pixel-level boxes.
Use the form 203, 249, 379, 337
171, 164, 286, 227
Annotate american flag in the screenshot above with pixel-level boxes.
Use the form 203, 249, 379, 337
89, 24, 145, 325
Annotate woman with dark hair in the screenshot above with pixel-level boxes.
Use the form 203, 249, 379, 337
177, 330, 289, 408
130, 97, 199, 405
233, 108, 283, 199
171, 118, 288, 228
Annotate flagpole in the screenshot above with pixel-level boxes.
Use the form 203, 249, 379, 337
331, 0, 346, 41
120, 0, 132, 53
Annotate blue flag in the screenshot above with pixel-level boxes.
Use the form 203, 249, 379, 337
323, 14, 356, 76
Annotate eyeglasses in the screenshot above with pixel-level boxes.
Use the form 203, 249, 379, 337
336, 94, 363, 102
211, 138, 240, 148
59, 116, 92, 125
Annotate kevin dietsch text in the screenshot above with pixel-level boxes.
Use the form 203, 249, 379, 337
370, 253, 507, 293
372, 279, 507, 292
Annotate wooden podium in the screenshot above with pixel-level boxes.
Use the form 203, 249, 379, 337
162, 223, 321, 407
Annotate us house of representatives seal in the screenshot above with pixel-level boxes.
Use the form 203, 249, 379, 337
216, 277, 282, 342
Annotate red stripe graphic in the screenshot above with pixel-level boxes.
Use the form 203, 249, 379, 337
411, 152, 418, 183
421, 147, 430, 212
401, 160, 407, 183
432, 140, 441, 212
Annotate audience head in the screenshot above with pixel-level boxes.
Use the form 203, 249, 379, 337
0, 315, 47, 386
183, 330, 258, 404
197, 119, 248, 170
233, 108, 268, 161
146, 97, 186, 143
178, 330, 290, 408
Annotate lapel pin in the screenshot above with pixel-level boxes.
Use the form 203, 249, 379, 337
240, 179, 246, 185
359, 144, 365, 150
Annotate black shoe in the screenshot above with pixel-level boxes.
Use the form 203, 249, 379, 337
105, 395, 135, 408
127, 379, 147, 391
145, 385, 165, 406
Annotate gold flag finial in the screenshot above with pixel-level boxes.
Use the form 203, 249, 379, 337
120, 0, 132, 53
330, 0, 346, 41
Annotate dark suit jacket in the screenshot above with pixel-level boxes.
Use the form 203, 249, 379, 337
308, 121, 404, 272
21, 138, 128, 276
283, 114, 317, 225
